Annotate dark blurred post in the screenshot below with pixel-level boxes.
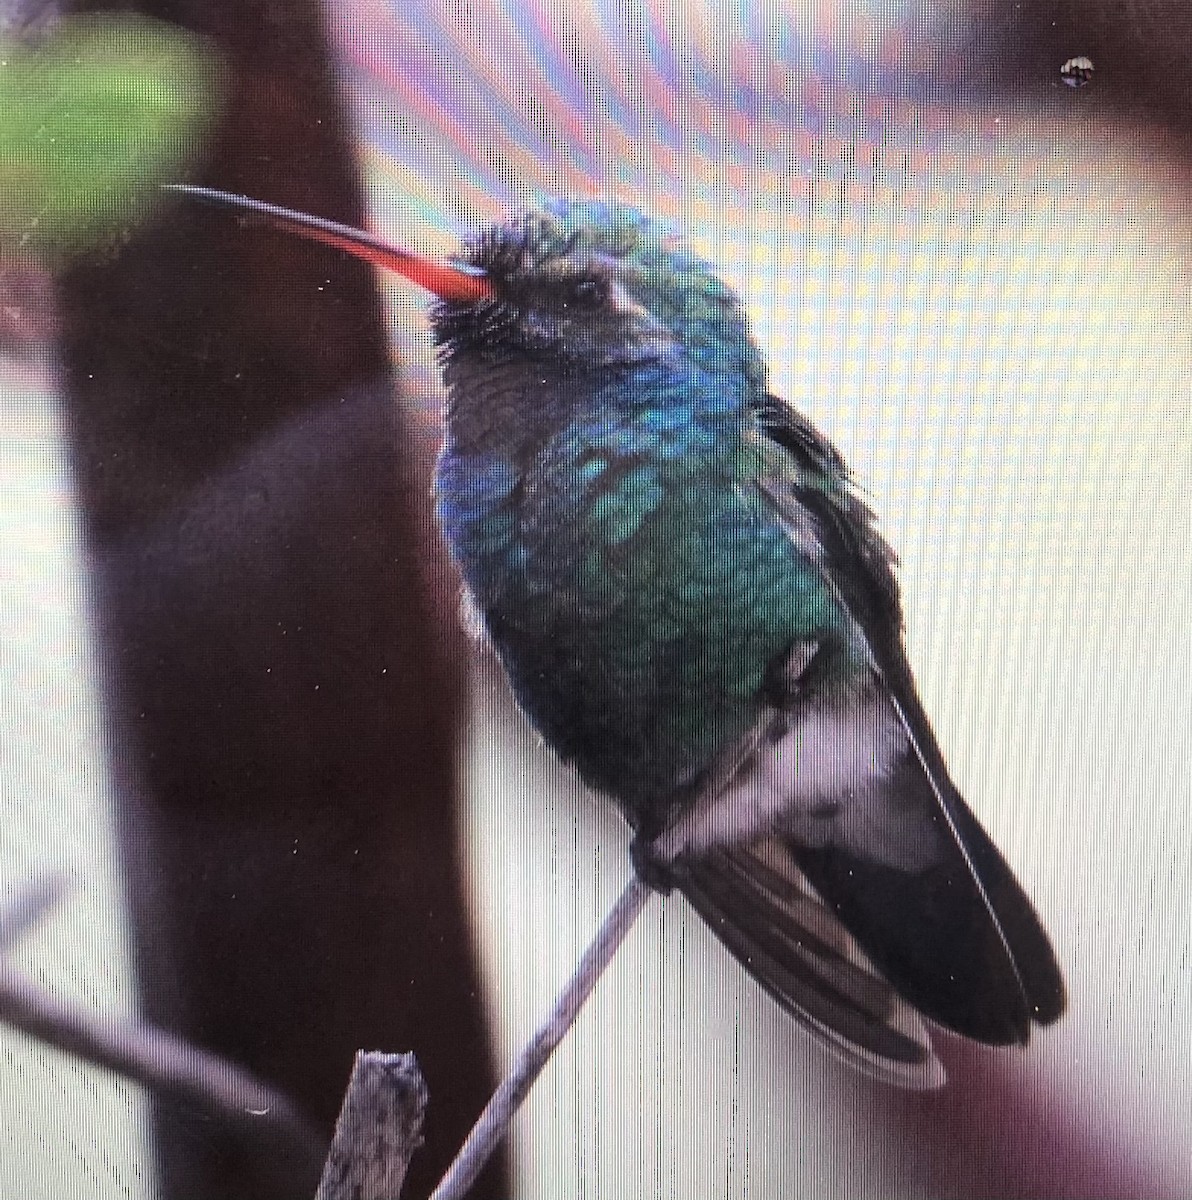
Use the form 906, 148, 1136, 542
57, 2, 504, 1197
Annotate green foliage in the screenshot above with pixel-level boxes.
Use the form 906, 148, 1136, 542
0, 15, 222, 261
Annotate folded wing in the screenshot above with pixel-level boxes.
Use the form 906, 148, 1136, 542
663, 396, 1065, 1085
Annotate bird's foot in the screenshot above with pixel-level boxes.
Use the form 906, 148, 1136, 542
630, 833, 679, 894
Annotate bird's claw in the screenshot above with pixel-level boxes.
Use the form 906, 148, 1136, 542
630, 834, 679, 894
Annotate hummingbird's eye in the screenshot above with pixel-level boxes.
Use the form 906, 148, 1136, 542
568, 276, 608, 310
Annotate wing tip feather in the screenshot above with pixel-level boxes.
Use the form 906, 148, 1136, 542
679, 839, 948, 1091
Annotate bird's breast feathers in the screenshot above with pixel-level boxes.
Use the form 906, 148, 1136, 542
436, 413, 872, 825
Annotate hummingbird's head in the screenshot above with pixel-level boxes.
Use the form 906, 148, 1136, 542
163, 186, 763, 440
432, 200, 757, 381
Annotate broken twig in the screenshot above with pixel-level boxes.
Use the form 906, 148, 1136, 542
316, 1051, 430, 1200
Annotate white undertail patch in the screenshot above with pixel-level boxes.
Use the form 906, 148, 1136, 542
659, 685, 944, 872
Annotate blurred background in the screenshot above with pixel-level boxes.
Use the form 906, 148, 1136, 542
2, 1, 1191, 1197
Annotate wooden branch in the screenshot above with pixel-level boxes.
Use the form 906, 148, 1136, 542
0, 872, 324, 1165
316, 1051, 429, 1200
0, 873, 71, 949
0, 961, 325, 1156
2, 869, 652, 1200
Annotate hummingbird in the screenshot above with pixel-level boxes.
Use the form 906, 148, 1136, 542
170, 186, 1065, 1088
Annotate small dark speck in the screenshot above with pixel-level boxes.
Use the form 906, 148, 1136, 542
1060, 55, 1094, 88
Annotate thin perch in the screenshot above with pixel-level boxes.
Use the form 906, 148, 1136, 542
429, 875, 652, 1200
